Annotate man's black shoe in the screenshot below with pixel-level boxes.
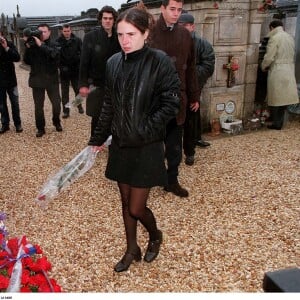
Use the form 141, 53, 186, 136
55, 124, 63, 132
15, 125, 23, 133
62, 112, 69, 119
78, 105, 84, 114
0, 125, 9, 134
164, 182, 189, 197
185, 155, 194, 166
196, 139, 210, 147
267, 125, 281, 130
36, 129, 45, 137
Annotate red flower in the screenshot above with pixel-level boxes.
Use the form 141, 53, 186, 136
0, 274, 9, 290
6, 238, 19, 257
30, 256, 52, 273
21, 256, 34, 269
223, 59, 239, 72
33, 244, 43, 254
231, 62, 239, 71
20, 286, 32, 292
28, 273, 48, 287
6, 264, 14, 277
258, 0, 276, 12
0, 250, 8, 258
38, 279, 62, 292
21, 269, 31, 285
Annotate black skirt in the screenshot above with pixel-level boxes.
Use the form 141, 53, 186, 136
105, 139, 167, 188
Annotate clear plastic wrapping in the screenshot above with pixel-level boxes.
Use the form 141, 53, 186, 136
36, 137, 111, 208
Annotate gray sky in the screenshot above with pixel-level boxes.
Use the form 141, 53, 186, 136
0, 0, 125, 17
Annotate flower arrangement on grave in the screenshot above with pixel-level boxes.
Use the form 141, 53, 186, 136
223, 58, 239, 72
0, 213, 62, 292
258, 0, 277, 12
254, 108, 271, 124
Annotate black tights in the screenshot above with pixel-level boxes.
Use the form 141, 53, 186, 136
117, 182, 159, 253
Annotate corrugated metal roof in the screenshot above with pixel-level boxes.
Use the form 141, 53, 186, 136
276, 0, 299, 7
24, 16, 71, 28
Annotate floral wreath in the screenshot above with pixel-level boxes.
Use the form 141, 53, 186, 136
0, 213, 62, 292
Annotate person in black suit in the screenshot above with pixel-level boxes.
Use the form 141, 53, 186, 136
79, 6, 121, 138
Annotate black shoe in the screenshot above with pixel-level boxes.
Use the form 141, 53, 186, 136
78, 105, 84, 114
185, 155, 194, 166
196, 139, 210, 147
267, 125, 281, 130
36, 129, 45, 137
15, 125, 23, 133
164, 182, 189, 197
62, 112, 69, 119
144, 230, 163, 263
55, 124, 63, 132
114, 247, 142, 272
0, 125, 9, 134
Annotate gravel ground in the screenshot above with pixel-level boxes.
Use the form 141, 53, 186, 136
1, 63, 299, 292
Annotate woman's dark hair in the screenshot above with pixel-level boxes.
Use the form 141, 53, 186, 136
269, 20, 283, 29
98, 5, 118, 22
116, 2, 154, 34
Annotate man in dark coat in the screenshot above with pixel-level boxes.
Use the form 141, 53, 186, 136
0, 31, 23, 134
56, 24, 84, 118
178, 12, 215, 165
148, 0, 200, 197
79, 5, 121, 138
23, 23, 62, 137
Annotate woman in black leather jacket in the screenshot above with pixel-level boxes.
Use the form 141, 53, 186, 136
88, 6, 180, 272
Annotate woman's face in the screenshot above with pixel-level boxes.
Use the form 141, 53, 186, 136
117, 20, 148, 54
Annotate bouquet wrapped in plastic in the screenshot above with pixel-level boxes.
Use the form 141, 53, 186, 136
36, 137, 111, 207
64, 93, 84, 109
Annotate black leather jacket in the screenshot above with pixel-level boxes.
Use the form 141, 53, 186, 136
88, 46, 180, 148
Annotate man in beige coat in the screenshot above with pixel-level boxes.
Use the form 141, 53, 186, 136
261, 20, 299, 130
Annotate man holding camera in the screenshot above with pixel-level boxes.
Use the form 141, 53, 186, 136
56, 24, 84, 118
23, 23, 62, 137
0, 31, 23, 134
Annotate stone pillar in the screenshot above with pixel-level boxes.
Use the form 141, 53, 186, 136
244, 1, 266, 117
295, 2, 300, 93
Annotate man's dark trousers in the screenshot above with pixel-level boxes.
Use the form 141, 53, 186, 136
165, 118, 183, 185
32, 85, 61, 130
60, 69, 79, 114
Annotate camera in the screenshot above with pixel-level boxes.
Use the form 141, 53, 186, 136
23, 27, 42, 46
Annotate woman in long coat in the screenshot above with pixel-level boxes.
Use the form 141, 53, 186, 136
261, 20, 299, 130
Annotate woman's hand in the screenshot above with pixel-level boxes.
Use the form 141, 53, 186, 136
91, 145, 105, 153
